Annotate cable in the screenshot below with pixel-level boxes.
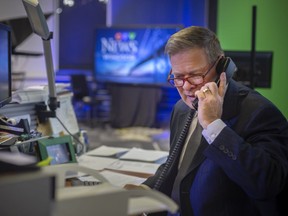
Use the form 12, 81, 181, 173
153, 109, 195, 190
55, 115, 86, 154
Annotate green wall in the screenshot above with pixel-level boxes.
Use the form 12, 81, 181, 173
217, 0, 288, 118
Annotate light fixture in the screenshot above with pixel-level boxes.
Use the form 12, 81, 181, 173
63, 0, 74, 7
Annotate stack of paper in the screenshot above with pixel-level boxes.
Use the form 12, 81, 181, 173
107, 160, 161, 175
100, 170, 146, 187
86, 145, 168, 162
79, 145, 169, 172
11, 88, 48, 104
119, 148, 168, 162
77, 155, 118, 170
11, 84, 70, 104
86, 145, 130, 157
78, 146, 169, 186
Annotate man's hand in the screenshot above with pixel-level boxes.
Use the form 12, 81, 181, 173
195, 72, 227, 129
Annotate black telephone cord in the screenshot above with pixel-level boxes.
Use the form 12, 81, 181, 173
153, 109, 195, 190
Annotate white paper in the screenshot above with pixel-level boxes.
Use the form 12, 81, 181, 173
86, 145, 130, 157
77, 155, 118, 170
11, 84, 70, 104
100, 170, 146, 187
107, 160, 161, 175
11, 89, 48, 104
48, 93, 79, 135
120, 147, 168, 162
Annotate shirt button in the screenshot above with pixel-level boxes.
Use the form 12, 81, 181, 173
219, 145, 225, 151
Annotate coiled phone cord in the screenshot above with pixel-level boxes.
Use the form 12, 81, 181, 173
153, 109, 195, 191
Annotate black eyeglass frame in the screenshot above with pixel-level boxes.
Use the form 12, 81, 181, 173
167, 57, 220, 87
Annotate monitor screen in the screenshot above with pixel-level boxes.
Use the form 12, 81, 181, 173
0, 23, 12, 108
37, 135, 77, 165
94, 26, 181, 85
46, 143, 71, 165
225, 50, 273, 88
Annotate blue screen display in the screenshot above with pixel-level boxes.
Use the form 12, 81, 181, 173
0, 24, 11, 108
94, 26, 180, 85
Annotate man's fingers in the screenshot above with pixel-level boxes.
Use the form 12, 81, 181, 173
195, 90, 206, 100
218, 72, 227, 97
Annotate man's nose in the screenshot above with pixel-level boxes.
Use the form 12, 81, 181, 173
182, 80, 196, 90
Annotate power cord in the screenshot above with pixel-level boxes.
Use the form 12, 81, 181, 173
55, 115, 87, 155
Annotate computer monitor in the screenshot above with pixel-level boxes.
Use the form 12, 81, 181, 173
225, 50, 273, 88
37, 135, 77, 165
0, 23, 12, 108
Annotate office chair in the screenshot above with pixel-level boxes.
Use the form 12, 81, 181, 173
70, 74, 111, 128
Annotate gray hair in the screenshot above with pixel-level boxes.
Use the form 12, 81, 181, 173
165, 26, 224, 64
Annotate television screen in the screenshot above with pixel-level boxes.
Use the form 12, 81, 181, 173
94, 26, 181, 85
225, 50, 273, 88
0, 23, 12, 108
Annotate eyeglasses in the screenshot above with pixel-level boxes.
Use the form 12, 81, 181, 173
167, 58, 219, 87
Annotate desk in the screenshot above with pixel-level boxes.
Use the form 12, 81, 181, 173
42, 163, 178, 216
0, 171, 55, 216
77, 145, 168, 187
0, 148, 176, 216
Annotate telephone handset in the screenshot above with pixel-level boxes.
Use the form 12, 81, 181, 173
192, 57, 237, 110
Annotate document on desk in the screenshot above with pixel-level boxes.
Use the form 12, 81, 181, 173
119, 147, 168, 162
107, 160, 161, 175
86, 145, 130, 157
100, 170, 146, 187
77, 155, 118, 170
78, 155, 161, 175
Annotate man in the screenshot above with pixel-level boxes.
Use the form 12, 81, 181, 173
125, 26, 288, 216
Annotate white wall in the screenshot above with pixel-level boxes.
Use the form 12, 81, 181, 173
0, 0, 59, 88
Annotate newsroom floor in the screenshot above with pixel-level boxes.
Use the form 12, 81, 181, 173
77, 119, 171, 153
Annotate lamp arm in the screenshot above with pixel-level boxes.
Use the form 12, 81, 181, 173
42, 33, 58, 113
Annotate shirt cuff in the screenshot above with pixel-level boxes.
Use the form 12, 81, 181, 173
202, 119, 226, 144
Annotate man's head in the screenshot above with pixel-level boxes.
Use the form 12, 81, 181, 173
166, 26, 224, 109
165, 26, 224, 65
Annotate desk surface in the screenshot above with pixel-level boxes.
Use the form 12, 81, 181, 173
76, 145, 168, 187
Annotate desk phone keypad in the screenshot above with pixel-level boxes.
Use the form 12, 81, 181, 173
69, 175, 101, 187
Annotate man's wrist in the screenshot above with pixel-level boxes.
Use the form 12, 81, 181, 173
202, 119, 226, 144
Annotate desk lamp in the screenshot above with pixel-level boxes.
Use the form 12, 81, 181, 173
22, 0, 59, 122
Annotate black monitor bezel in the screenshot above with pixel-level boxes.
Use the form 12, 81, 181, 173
225, 50, 273, 88
0, 22, 12, 108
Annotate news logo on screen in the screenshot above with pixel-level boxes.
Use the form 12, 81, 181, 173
94, 26, 181, 85
100, 31, 138, 61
